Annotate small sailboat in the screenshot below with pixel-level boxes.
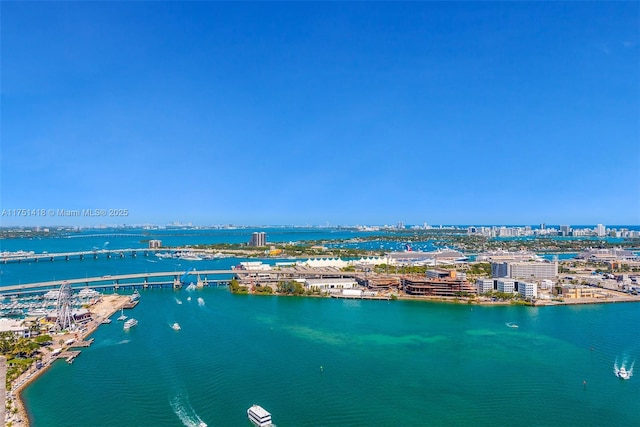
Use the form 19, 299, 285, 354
117, 308, 127, 321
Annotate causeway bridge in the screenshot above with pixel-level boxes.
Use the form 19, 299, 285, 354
0, 267, 359, 297
0, 248, 203, 263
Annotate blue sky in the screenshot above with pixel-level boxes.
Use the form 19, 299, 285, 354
1, 2, 638, 226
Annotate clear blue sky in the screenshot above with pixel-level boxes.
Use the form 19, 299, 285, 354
1, 2, 638, 226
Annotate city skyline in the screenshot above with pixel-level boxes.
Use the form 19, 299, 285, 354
2, 2, 639, 226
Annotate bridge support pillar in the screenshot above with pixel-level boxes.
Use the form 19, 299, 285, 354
144, 278, 148, 289
173, 276, 182, 289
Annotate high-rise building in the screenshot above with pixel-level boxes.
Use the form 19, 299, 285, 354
596, 224, 606, 237
560, 225, 571, 236
249, 232, 266, 247
491, 262, 510, 278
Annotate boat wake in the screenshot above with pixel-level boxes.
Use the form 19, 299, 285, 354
185, 283, 197, 292
614, 357, 635, 379
117, 339, 131, 345
505, 322, 519, 328
174, 297, 183, 305
170, 392, 207, 427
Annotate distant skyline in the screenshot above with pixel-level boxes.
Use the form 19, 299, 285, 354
2, 2, 639, 226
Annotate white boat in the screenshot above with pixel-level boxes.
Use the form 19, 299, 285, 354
616, 366, 631, 380
506, 322, 519, 328
117, 308, 127, 321
130, 290, 141, 302
179, 252, 202, 261
123, 318, 138, 330
171, 323, 181, 331
247, 404, 272, 427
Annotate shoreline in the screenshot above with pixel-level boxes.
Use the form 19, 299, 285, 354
240, 287, 640, 306
8, 294, 132, 427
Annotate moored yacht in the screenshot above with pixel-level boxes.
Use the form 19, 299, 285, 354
247, 404, 272, 427
123, 318, 138, 330
130, 290, 141, 302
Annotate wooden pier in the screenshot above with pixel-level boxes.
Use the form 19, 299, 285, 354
58, 351, 81, 364
70, 338, 94, 348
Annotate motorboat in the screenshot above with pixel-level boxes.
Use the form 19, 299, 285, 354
117, 308, 127, 321
123, 318, 138, 330
616, 366, 631, 380
247, 405, 272, 427
171, 323, 181, 331
506, 322, 519, 328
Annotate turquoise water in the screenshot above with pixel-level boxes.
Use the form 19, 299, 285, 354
2, 229, 639, 426
22, 291, 640, 426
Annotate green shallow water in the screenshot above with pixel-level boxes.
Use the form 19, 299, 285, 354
23, 290, 640, 426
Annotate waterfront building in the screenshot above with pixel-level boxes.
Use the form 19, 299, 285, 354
476, 278, 494, 294
303, 258, 349, 268
249, 232, 267, 247
517, 282, 537, 298
0, 318, 30, 338
403, 277, 476, 297
497, 279, 515, 293
559, 225, 571, 236
148, 239, 162, 249
509, 261, 558, 280
596, 224, 606, 237
305, 278, 356, 291
561, 286, 607, 299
